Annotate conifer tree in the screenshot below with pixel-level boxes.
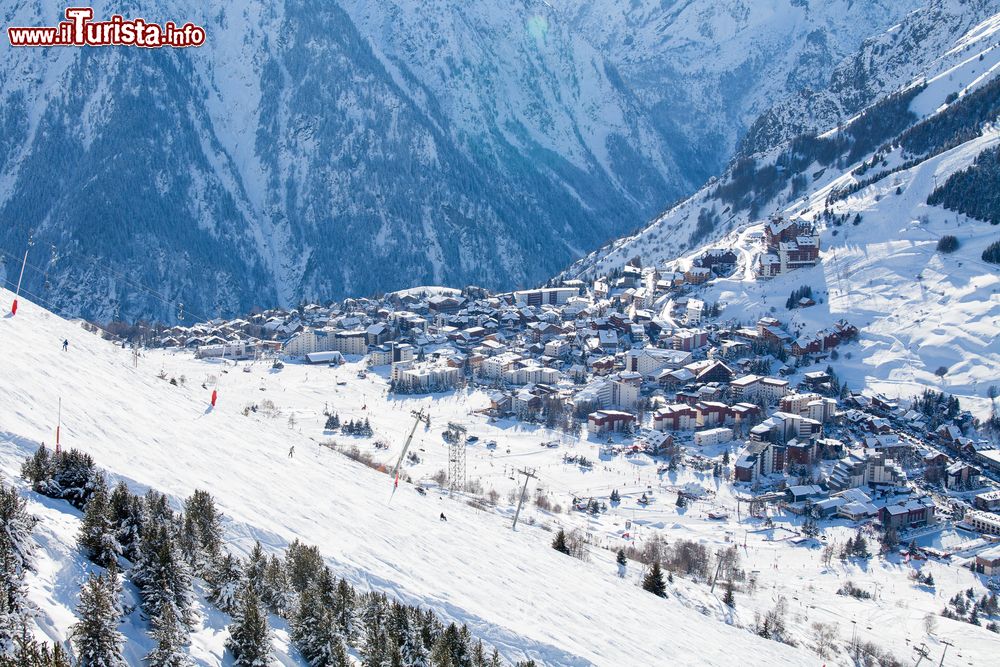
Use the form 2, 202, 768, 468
261, 555, 294, 618
245, 542, 268, 597
332, 577, 357, 644
107, 482, 143, 562
72, 572, 126, 667
134, 525, 195, 632
723, 580, 736, 608
551, 529, 570, 555
182, 490, 223, 569
226, 585, 271, 667
207, 553, 243, 615
0, 481, 38, 651
79, 475, 121, 568
642, 562, 667, 598
285, 540, 324, 594
146, 602, 193, 667
3, 626, 72, 667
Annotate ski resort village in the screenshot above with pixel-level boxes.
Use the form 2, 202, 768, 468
5, 1, 1000, 666
3, 207, 999, 664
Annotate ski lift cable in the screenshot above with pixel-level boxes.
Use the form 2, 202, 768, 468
0, 244, 213, 324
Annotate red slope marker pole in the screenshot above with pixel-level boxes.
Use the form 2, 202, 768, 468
11, 248, 28, 315
55, 397, 62, 454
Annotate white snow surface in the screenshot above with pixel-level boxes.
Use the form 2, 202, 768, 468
0, 294, 815, 666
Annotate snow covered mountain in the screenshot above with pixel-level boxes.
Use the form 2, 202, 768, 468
563, 8, 1000, 415
550, 0, 926, 181
739, 0, 1000, 155
0, 0, 921, 322
0, 289, 818, 666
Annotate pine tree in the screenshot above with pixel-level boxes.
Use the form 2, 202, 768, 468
79, 475, 121, 568
134, 525, 195, 631
551, 529, 570, 555
20, 445, 52, 490
72, 572, 126, 667
207, 553, 243, 615
245, 542, 268, 597
285, 540, 324, 595
146, 602, 193, 667
107, 482, 143, 562
609, 489, 620, 503
261, 555, 293, 618
4, 626, 72, 667
723, 580, 736, 608
182, 490, 223, 570
0, 481, 38, 651
227, 585, 271, 667
332, 577, 357, 644
642, 562, 667, 598
291, 566, 346, 666
399, 611, 430, 667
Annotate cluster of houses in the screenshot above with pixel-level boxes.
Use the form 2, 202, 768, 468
756, 216, 821, 278
159, 251, 1000, 547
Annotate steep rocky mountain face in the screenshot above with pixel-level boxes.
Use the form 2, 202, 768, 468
565, 0, 1000, 280
0, 0, 921, 321
549, 0, 924, 181
739, 0, 1000, 156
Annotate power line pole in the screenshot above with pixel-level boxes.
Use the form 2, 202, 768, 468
914, 642, 929, 667
511, 468, 537, 530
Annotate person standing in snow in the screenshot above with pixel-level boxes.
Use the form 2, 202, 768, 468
62, 339, 69, 351
288, 445, 295, 458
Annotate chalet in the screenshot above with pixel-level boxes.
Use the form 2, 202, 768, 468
878, 497, 936, 530
695, 249, 738, 276
684, 267, 712, 285
757, 217, 820, 277
945, 462, 981, 490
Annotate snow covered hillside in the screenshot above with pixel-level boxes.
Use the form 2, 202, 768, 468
0, 0, 923, 322
562, 10, 1000, 417
0, 291, 816, 665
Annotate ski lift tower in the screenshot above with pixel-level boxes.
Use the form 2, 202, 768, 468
447, 422, 467, 493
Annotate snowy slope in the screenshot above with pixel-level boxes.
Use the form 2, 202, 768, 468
0, 293, 816, 666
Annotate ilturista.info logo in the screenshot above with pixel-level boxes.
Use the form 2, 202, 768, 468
7, 7, 206, 48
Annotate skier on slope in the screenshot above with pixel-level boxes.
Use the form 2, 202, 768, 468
62, 339, 69, 351
288, 445, 295, 458
439, 512, 447, 522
